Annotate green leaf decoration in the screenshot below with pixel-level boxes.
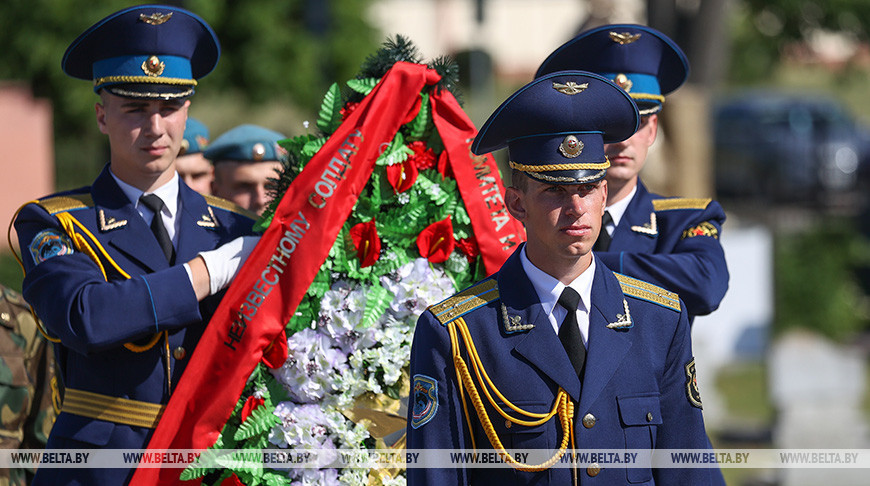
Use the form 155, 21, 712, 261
375, 132, 414, 166
234, 404, 280, 441
361, 284, 394, 328
317, 83, 344, 135
347, 77, 379, 96
301, 136, 328, 157
406, 92, 431, 140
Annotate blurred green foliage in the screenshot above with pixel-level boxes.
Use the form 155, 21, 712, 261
774, 218, 870, 341
0, 0, 377, 191
728, 0, 870, 84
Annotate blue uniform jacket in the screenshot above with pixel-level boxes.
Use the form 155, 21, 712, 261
407, 246, 724, 485
595, 182, 729, 318
14, 165, 257, 485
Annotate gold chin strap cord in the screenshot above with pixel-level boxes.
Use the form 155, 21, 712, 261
448, 316, 575, 472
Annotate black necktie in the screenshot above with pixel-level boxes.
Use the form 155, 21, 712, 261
139, 194, 174, 263
593, 210, 613, 252
558, 287, 586, 378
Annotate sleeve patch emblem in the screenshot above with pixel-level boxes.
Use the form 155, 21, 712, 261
685, 358, 703, 409
29, 229, 74, 264
681, 221, 719, 240
411, 374, 438, 429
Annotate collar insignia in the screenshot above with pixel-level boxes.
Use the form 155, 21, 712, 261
502, 304, 534, 333
99, 210, 127, 231
630, 212, 658, 236
553, 81, 588, 95
606, 299, 633, 329
609, 31, 641, 45
197, 207, 219, 228
140, 12, 173, 25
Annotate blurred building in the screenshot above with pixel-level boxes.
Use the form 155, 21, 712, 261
0, 85, 54, 253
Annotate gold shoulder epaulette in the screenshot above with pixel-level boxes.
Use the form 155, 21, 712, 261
615, 273, 681, 312
653, 198, 711, 211
428, 278, 499, 326
202, 194, 260, 221
202, 194, 258, 220
35, 194, 94, 215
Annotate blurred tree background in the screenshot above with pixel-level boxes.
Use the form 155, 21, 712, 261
0, 0, 378, 193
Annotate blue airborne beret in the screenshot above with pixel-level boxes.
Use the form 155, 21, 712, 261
204, 125, 288, 164
180, 117, 210, 155
535, 24, 689, 115
62, 4, 220, 99
471, 71, 639, 185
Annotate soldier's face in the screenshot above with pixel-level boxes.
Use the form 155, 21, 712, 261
506, 177, 607, 277
604, 114, 658, 188
211, 160, 282, 215
96, 92, 189, 189
176, 153, 214, 195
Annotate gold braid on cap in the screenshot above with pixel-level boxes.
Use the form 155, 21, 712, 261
94, 75, 197, 87
509, 158, 610, 172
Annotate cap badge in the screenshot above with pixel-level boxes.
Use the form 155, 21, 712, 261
552, 81, 588, 95
609, 31, 641, 45
559, 135, 584, 158
196, 135, 209, 149
139, 12, 173, 25
252, 143, 266, 161
142, 55, 165, 77
614, 73, 633, 92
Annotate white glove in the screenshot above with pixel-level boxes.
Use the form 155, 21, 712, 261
198, 236, 260, 295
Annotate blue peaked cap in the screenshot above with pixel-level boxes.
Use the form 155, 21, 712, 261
535, 24, 688, 115
472, 71, 639, 185
204, 125, 288, 164
180, 117, 210, 155
62, 5, 219, 99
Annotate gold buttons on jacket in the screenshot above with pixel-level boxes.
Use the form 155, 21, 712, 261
587, 463, 601, 477
582, 413, 597, 429
647, 412, 654, 422
172, 347, 187, 360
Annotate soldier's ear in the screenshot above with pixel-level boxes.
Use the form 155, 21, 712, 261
505, 186, 527, 223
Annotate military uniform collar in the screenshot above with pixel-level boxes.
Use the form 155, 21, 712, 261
519, 246, 593, 340
604, 183, 636, 227
110, 170, 180, 221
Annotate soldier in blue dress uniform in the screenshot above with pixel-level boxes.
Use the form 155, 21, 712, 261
406, 71, 724, 485
536, 24, 729, 320
12, 5, 259, 484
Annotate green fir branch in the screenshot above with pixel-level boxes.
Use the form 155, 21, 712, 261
361, 284, 394, 328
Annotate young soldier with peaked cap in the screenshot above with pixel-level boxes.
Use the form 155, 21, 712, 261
176, 117, 214, 194
536, 24, 729, 321
406, 71, 724, 485
206, 124, 287, 216
12, 5, 259, 484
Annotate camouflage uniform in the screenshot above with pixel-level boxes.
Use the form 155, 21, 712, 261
0, 286, 58, 486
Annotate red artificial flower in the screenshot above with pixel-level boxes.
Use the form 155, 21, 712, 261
386, 159, 419, 193
350, 220, 381, 267
261, 329, 288, 369
240, 395, 265, 422
437, 150, 454, 178
340, 101, 360, 121
417, 217, 455, 263
221, 473, 246, 486
456, 236, 480, 263
408, 141, 436, 170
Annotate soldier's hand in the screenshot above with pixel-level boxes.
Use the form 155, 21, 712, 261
198, 236, 260, 295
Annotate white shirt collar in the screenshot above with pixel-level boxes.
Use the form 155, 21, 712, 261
605, 184, 637, 229
111, 171, 180, 219
519, 246, 595, 340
